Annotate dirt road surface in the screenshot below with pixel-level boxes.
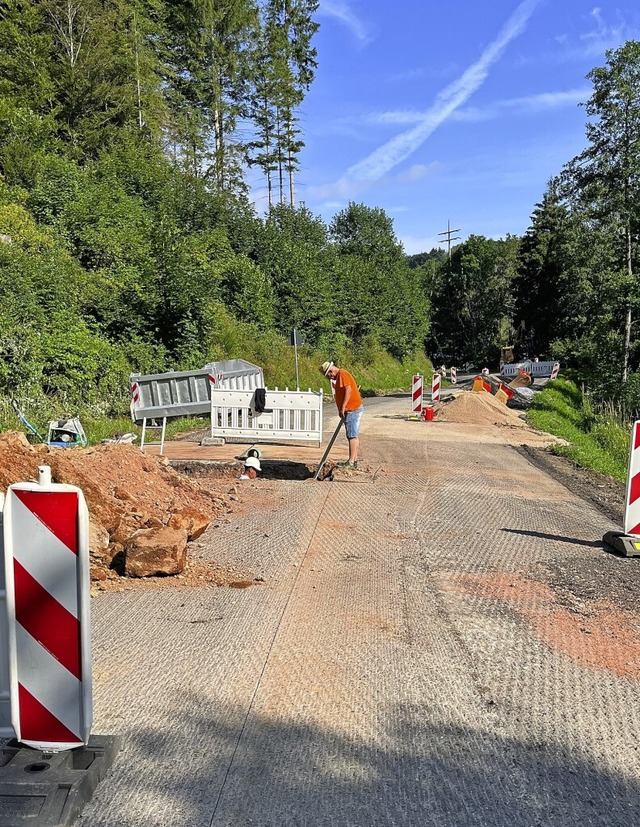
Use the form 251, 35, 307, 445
80, 395, 640, 827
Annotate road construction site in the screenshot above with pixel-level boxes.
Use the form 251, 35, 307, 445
72, 391, 640, 827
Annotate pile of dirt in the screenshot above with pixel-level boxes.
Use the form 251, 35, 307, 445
437, 391, 528, 427
0, 431, 231, 584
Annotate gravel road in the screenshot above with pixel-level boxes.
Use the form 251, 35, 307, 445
79, 395, 640, 827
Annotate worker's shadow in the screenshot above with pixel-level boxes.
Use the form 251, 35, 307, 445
500, 528, 603, 548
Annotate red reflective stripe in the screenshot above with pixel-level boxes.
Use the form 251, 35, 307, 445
18, 683, 80, 745
629, 473, 640, 507
14, 561, 81, 680
634, 423, 640, 451
14, 490, 78, 555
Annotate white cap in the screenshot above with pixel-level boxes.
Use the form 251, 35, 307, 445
244, 456, 261, 471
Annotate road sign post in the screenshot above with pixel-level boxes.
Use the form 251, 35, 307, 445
288, 330, 304, 391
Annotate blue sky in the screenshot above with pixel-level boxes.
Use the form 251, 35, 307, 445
269, 0, 640, 255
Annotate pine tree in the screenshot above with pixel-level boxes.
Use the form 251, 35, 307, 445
563, 40, 640, 382
514, 179, 570, 356
164, 0, 259, 191
248, 0, 318, 204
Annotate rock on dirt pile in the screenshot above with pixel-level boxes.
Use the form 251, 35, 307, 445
0, 432, 230, 580
437, 392, 528, 427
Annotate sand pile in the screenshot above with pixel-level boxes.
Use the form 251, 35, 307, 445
437, 391, 528, 427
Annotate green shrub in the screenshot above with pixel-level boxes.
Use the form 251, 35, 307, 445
527, 378, 629, 481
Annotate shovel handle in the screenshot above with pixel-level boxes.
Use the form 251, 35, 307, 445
313, 418, 345, 480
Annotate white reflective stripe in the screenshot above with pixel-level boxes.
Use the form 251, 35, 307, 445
10, 494, 79, 617
15, 623, 83, 740
624, 500, 640, 536
624, 423, 640, 536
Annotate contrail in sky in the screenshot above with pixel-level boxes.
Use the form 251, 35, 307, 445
346, 0, 541, 182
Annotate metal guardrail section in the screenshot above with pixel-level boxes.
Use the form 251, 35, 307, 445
204, 360, 265, 391
500, 360, 559, 378
130, 361, 264, 423
210, 389, 323, 444
130, 368, 214, 421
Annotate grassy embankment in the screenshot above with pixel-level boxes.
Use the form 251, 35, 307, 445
1, 347, 433, 446
527, 377, 630, 482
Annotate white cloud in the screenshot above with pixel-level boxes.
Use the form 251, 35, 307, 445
342, 0, 542, 183
307, 174, 373, 201
453, 87, 589, 122
579, 6, 635, 56
366, 87, 587, 129
370, 110, 427, 126
318, 1, 372, 46
526, 7, 640, 65
397, 162, 442, 183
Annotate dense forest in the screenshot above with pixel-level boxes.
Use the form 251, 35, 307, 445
0, 2, 639, 418
0, 0, 430, 418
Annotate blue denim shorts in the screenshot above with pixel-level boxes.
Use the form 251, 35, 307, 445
344, 405, 364, 439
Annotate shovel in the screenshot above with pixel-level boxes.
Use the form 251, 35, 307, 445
313, 417, 344, 480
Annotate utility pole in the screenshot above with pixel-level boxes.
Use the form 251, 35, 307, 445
438, 220, 461, 261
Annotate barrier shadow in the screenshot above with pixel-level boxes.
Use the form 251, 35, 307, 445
501, 527, 604, 548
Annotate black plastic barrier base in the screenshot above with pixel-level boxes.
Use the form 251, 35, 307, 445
0, 735, 121, 826
603, 530, 640, 558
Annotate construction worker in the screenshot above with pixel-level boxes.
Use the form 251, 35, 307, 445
320, 361, 363, 469
239, 456, 261, 480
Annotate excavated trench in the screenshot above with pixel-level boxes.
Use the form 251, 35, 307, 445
170, 458, 317, 481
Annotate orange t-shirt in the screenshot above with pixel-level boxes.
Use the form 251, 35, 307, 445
334, 369, 362, 412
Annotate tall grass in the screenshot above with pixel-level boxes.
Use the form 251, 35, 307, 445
527, 378, 630, 482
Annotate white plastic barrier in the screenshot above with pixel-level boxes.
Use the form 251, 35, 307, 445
210, 388, 323, 444
500, 360, 559, 379
2, 466, 92, 751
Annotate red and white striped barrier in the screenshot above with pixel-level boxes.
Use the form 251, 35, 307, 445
208, 370, 224, 386
481, 367, 489, 375
3, 466, 92, 751
450, 367, 457, 384
412, 374, 423, 414
624, 422, 640, 537
431, 373, 441, 403
550, 362, 560, 380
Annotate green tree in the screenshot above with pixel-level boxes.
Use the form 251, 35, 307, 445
256, 203, 335, 343
430, 235, 519, 366
164, 0, 259, 191
514, 179, 571, 357
330, 202, 429, 357
563, 40, 640, 383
